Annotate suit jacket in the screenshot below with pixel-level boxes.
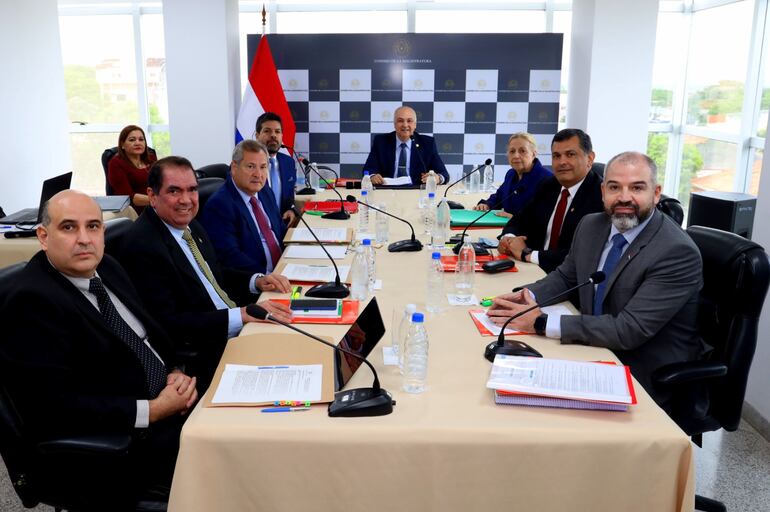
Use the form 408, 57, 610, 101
527, 210, 704, 405
200, 177, 285, 275
271, 152, 296, 215
118, 207, 257, 384
363, 131, 450, 184
478, 158, 552, 215
0, 252, 175, 438
501, 169, 604, 273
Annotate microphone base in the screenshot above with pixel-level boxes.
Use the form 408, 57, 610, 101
296, 187, 316, 196
305, 281, 350, 299
484, 340, 543, 363
322, 209, 351, 220
446, 200, 465, 210
452, 242, 491, 256
388, 238, 423, 252
327, 387, 394, 417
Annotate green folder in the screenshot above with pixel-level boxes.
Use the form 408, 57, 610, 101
449, 209, 509, 227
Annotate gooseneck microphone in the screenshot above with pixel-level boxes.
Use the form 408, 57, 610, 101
280, 144, 315, 196
410, 134, 428, 177
345, 195, 422, 252
443, 158, 493, 199
298, 157, 349, 220
246, 304, 394, 417
483, 271, 606, 362
290, 206, 349, 298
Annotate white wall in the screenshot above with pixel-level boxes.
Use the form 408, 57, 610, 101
162, 0, 241, 169
567, 0, 658, 162
0, 0, 71, 214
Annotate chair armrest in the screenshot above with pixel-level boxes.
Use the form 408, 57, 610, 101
653, 360, 728, 387
36, 434, 132, 456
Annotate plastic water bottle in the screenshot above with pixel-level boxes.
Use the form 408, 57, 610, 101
432, 198, 450, 249
454, 234, 475, 303
469, 168, 480, 194
423, 192, 436, 236
483, 163, 495, 192
362, 238, 376, 293
426, 252, 444, 313
359, 189, 370, 232
397, 303, 417, 372
350, 245, 369, 301
426, 170, 438, 196
361, 171, 375, 204
296, 164, 306, 189
308, 163, 321, 190
403, 312, 429, 393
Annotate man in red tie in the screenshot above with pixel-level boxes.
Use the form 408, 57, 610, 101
497, 129, 604, 273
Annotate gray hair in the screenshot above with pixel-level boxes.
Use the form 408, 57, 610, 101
232, 139, 269, 164
605, 151, 658, 186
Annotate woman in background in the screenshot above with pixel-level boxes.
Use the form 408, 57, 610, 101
474, 132, 551, 218
108, 125, 156, 213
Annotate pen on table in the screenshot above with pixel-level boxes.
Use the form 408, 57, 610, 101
291, 286, 303, 299
261, 407, 311, 413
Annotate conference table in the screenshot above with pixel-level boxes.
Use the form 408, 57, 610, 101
168, 186, 695, 512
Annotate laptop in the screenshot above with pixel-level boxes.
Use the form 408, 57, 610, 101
334, 296, 386, 390
0, 172, 73, 225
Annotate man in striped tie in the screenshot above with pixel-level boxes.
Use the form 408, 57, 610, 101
119, 156, 292, 392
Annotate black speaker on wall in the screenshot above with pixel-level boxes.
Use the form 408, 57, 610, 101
687, 191, 756, 239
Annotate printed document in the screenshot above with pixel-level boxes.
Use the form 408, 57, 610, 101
283, 245, 347, 260
289, 227, 348, 242
212, 364, 323, 404
281, 263, 350, 282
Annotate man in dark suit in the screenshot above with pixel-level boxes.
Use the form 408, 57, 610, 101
256, 112, 297, 225
488, 152, 704, 408
363, 105, 450, 186
0, 190, 197, 500
201, 140, 293, 277
119, 156, 292, 391
498, 128, 604, 273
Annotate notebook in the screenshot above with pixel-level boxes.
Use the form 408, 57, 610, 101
0, 172, 73, 225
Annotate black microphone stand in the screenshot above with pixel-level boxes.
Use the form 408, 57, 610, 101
483, 272, 606, 362
246, 304, 394, 417
303, 161, 349, 220
346, 195, 422, 252
291, 206, 350, 298
442, 158, 493, 209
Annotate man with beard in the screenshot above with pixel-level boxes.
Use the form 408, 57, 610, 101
255, 112, 297, 225
486, 152, 705, 408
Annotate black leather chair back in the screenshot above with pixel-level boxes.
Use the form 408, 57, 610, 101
657, 194, 684, 226
104, 217, 134, 258
590, 161, 605, 180
196, 163, 230, 180
102, 146, 157, 195
196, 177, 225, 217
688, 226, 770, 431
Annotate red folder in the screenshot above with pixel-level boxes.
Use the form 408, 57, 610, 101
302, 201, 359, 213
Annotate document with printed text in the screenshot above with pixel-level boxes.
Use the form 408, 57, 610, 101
212, 364, 323, 404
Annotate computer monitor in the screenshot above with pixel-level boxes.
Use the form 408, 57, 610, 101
334, 297, 386, 390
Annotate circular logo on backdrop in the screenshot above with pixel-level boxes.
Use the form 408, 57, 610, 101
538, 111, 549, 121
319, 78, 329, 89
507, 111, 518, 121
477, 79, 487, 89
445, 111, 454, 121
541, 79, 550, 89
349, 110, 360, 121
475, 111, 486, 121
320, 111, 330, 121
445, 79, 455, 89
382, 110, 391, 120
414, 79, 423, 89
538, 143, 547, 152
351, 78, 360, 89
319, 142, 329, 151
394, 39, 410, 56
382, 78, 391, 87
442, 142, 453, 152
351, 141, 360, 151
508, 79, 518, 89
289, 79, 298, 89
475, 142, 485, 152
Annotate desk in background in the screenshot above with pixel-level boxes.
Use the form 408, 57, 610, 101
169, 187, 694, 512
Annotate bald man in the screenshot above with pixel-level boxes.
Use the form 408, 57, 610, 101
363, 105, 450, 186
0, 190, 195, 504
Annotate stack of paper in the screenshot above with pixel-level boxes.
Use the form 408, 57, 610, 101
486, 355, 637, 411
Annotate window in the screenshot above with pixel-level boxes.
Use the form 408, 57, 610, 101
415, 9, 545, 33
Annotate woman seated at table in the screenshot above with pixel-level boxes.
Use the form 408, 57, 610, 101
107, 125, 157, 213
473, 132, 551, 218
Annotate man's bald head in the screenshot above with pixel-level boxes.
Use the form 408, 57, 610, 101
393, 105, 417, 142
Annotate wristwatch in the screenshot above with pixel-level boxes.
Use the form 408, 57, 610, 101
534, 313, 548, 336
520, 247, 533, 262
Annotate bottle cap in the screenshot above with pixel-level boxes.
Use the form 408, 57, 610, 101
432, 252, 441, 259
362, 190, 368, 196
363, 171, 370, 176
362, 238, 371, 246
428, 192, 435, 198
411, 312, 424, 323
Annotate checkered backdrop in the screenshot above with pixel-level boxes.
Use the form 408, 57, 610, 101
247, 33, 563, 180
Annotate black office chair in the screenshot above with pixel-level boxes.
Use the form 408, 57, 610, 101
195, 163, 229, 180
196, 177, 225, 218
101, 146, 158, 195
104, 217, 134, 258
590, 161, 605, 179
653, 226, 770, 512
657, 194, 684, 226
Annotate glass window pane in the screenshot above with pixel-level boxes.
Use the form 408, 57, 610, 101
70, 132, 120, 196
149, 130, 171, 158
59, 15, 139, 124
678, 135, 736, 209
647, 132, 669, 187
553, 11, 572, 129
277, 11, 406, 34
749, 147, 763, 196
141, 14, 169, 127
649, 12, 688, 125
416, 10, 545, 33
684, 1, 754, 133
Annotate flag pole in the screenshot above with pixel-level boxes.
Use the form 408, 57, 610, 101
262, 4, 267, 36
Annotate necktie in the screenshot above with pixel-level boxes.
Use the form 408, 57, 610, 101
249, 196, 283, 268
593, 233, 629, 315
547, 189, 570, 250
182, 228, 237, 308
397, 142, 408, 178
89, 277, 166, 397
269, 157, 281, 208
